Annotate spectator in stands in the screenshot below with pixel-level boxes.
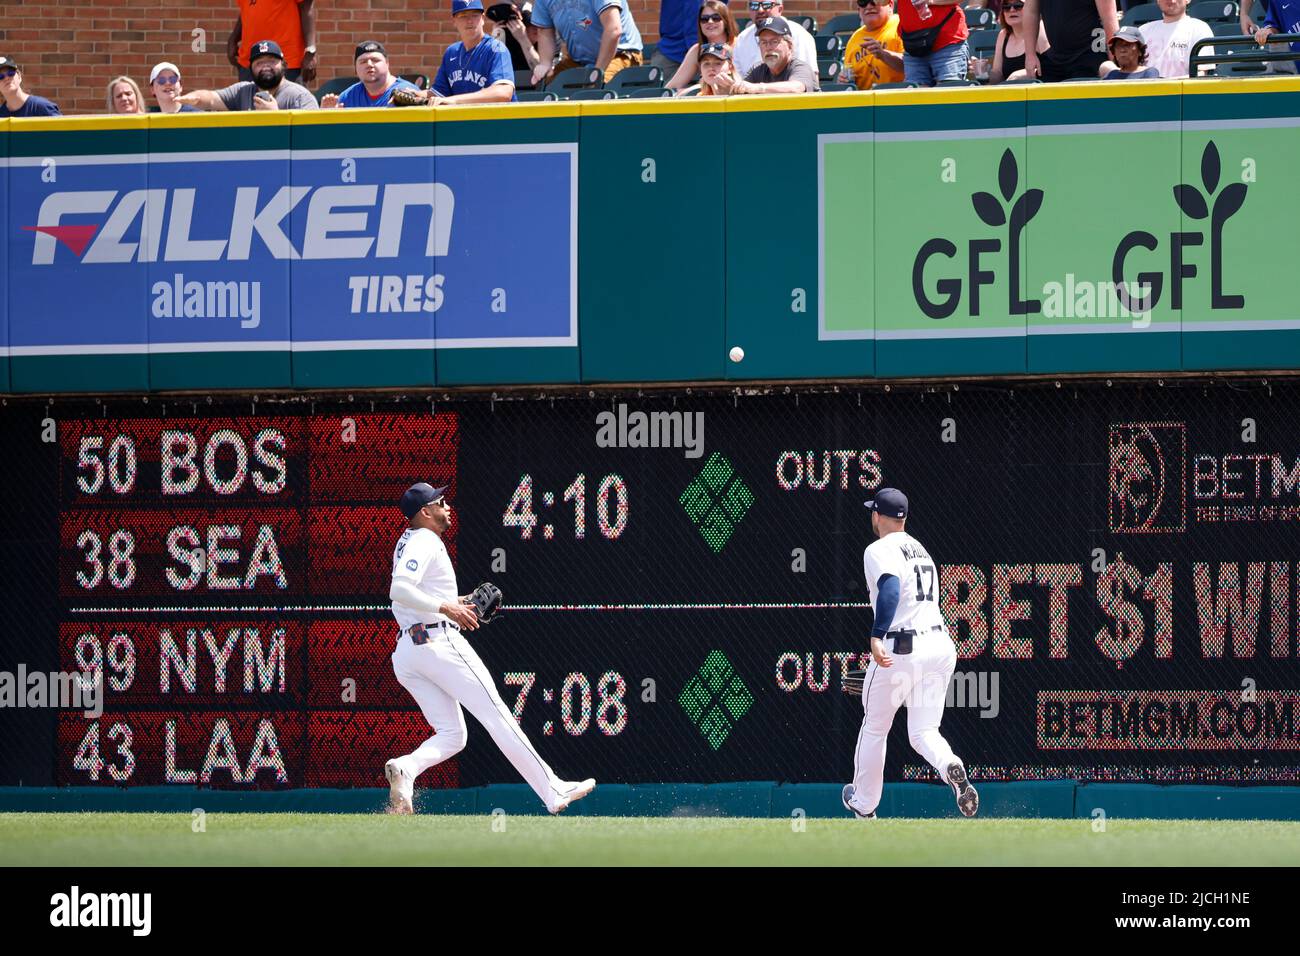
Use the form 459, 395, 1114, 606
1139, 0, 1213, 76
1255, 0, 1300, 73
107, 76, 146, 114
734, 0, 820, 86
227, 0, 318, 85
487, 2, 543, 73
149, 63, 202, 113
1099, 24, 1161, 76
843, 0, 906, 90
322, 41, 422, 107
423, 0, 518, 104
980, 0, 1049, 83
178, 40, 319, 111
0, 57, 61, 117
714, 16, 818, 92
657, 0, 705, 75
679, 41, 740, 93
530, 0, 643, 86
1023, 0, 1118, 81
666, 0, 741, 91
897, 0, 970, 85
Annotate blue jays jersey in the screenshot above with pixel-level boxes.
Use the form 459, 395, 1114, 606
433, 35, 517, 100
337, 76, 422, 108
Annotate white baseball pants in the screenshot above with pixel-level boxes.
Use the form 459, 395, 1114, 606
390, 629, 568, 810
850, 630, 962, 815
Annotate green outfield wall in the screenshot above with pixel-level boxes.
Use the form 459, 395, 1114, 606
3, 77, 1299, 393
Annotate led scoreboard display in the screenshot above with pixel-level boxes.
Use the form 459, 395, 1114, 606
5, 383, 1300, 791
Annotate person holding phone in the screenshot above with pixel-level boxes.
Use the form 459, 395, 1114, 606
178, 39, 318, 110
487, 2, 544, 72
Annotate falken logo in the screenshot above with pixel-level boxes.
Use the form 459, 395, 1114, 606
21, 183, 454, 265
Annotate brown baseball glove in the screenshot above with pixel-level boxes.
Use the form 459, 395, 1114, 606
389, 87, 429, 107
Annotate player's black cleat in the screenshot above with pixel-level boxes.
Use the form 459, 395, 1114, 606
946, 761, 979, 817
841, 784, 877, 819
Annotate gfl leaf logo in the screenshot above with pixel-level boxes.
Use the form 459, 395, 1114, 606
1113, 141, 1247, 313
913, 149, 1043, 319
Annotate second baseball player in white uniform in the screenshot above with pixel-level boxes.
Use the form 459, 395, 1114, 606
842, 487, 978, 819
383, 482, 596, 815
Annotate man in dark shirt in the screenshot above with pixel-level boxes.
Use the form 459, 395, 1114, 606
1023, 0, 1119, 81
0, 57, 62, 117
714, 16, 818, 93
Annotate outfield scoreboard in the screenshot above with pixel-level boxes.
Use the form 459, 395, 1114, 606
7, 383, 1300, 790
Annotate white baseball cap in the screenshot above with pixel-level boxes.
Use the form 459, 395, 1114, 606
149, 61, 181, 84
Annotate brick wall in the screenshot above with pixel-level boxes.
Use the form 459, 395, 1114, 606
0, 0, 858, 115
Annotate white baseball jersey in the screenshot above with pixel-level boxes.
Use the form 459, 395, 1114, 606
863, 530, 946, 634
390, 527, 457, 633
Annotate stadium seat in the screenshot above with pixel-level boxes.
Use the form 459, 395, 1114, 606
514, 68, 536, 90
679, 86, 702, 96
1190, 1, 1240, 22
544, 66, 602, 93
1215, 53, 1267, 74
969, 30, 999, 58
819, 13, 860, 38
821, 81, 855, 91
605, 65, 666, 93
1212, 19, 1248, 36
965, 6, 998, 29
815, 34, 842, 56
623, 86, 675, 98
938, 78, 979, 86
1122, 2, 1162, 25
515, 90, 559, 101
313, 76, 353, 103
818, 58, 842, 82
400, 73, 431, 91
873, 81, 918, 89
567, 88, 616, 100
787, 14, 818, 33
1004, 75, 1044, 83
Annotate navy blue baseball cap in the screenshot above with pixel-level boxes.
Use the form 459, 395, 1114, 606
865, 487, 908, 519
250, 39, 285, 62
400, 482, 449, 518
453, 0, 486, 11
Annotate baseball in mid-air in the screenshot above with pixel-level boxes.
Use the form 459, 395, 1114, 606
729, 346, 745, 363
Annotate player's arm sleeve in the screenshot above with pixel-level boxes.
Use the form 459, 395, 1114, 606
491, 43, 516, 85
870, 574, 901, 638
432, 56, 452, 97
531, 0, 554, 29
390, 578, 441, 614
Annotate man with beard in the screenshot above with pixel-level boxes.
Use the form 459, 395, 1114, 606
177, 39, 318, 111
713, 17, 817, 94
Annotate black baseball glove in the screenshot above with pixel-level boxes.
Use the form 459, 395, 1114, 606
843, 669, 866, 697
389, 87, 429, 107
466, 582, 503, 623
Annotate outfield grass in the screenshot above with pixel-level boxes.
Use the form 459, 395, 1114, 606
2, 814, 1299, 866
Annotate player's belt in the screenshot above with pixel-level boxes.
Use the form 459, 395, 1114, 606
886, 623, 944, 655
407, 621, 459, 645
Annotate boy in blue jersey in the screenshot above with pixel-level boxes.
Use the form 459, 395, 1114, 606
323, 41, 422, 108
423, 0, 518, 104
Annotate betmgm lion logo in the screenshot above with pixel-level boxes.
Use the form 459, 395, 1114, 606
1108, 423, 1187, 533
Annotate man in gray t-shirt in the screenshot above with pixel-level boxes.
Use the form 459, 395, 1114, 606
176, 38, 318, 111
714, 17, 816, 94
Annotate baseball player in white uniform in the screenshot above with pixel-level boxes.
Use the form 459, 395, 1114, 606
842, 487, 978, 819
383, 482, 596, 815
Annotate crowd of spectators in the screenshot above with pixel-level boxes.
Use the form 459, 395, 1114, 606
0, 0, 1296, 119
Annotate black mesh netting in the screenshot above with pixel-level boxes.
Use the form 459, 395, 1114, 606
1, 377, 1298, 789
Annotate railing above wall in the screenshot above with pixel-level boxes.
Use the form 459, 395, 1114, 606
2, 77, 1300, 395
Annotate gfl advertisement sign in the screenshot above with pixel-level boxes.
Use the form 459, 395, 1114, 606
6, 146, 577, 355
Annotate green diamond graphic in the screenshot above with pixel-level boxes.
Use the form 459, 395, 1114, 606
678, 452, 752, 552
678, 651, 750, 750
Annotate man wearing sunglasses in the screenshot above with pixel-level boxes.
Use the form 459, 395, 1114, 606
0, 57, 61, 117
843, 0, 905, 89
384, 482, 596, 816
733, 0, 821, 87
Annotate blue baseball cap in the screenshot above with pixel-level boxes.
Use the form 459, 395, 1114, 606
400, 482, 449, 519
453, 0, 485, 11
865, 487, 908, 519
250, 39, 285, 61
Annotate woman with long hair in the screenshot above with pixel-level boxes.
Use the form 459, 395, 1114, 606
666, 0, 740, 91
106, 75, 146, 114
976, 0, 1048, 83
